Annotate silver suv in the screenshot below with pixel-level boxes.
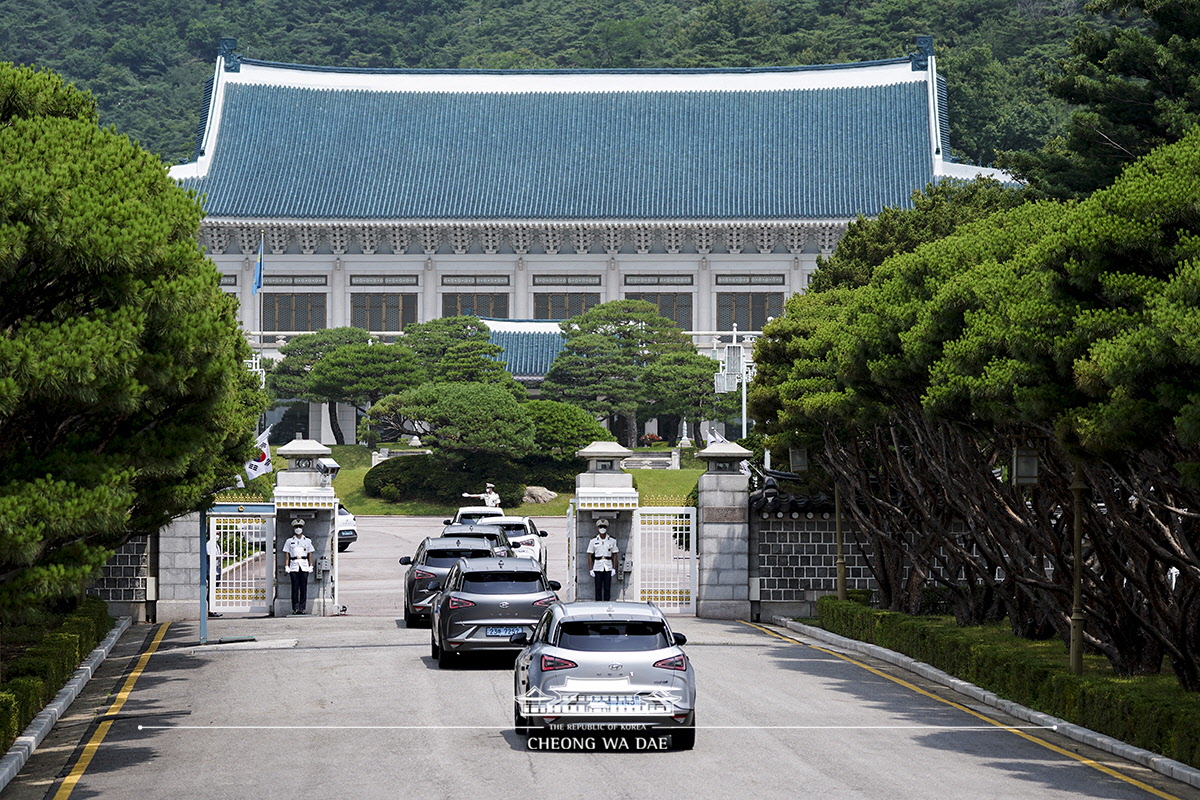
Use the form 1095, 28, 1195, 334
512, 601, 696, 749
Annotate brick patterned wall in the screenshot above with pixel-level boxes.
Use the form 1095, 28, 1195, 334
88, 536, 149, 603
754, 518, 875, 600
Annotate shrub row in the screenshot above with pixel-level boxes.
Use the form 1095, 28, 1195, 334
0, 597, 114, 752
816, 596, 1200, 769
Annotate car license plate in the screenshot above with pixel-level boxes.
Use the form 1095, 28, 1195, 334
486, 626, 522, 637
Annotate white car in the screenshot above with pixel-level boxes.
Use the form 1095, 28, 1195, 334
485, 516, 548, 570
336, 505, 358, 552
443, 506, 505, 526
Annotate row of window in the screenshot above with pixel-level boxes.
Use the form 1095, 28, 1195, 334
227, 273, 789, 288
262, 292, 784, 332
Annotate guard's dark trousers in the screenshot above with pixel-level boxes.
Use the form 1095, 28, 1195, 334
594, 570, 613, 601
291, 571, 309, 613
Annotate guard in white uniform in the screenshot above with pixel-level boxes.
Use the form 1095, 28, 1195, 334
462, 482, 501, 507
282, 518, 315, 615
586, 524, 621, 602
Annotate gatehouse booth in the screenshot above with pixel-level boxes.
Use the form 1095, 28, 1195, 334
272, 438, 342, 616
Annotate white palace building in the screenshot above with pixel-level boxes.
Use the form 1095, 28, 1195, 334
170, 37, 1004, 441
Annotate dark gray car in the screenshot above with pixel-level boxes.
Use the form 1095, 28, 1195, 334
440, 523, 515, 557
512, 601, 696, 749
429, 557, 560, 668
398, 537, 495, 627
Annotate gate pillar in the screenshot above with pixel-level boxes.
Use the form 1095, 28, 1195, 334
695, 441, 752, 620
572, 442, 638, 602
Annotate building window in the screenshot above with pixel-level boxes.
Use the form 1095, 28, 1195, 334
716, 293, 783, 331
715, 274, 786, 285
350, 275, 419, 286
625, 292, 693, 330
262, 275, 328, 286
624, 274, 693, 286
352, 293, 418, 331
441, 275, 510, 286
534, 293, 601, 319
532, 275, 602, 286
443, 293, 509, 318
263, 294, 327, 331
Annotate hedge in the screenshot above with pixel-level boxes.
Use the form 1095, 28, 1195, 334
816, 596, 1200, 769
0, 597, 115, 752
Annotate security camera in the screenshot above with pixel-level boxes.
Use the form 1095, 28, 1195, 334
316, 458, 341, 479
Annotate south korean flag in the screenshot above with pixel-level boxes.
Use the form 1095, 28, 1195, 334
244, 426, 273, 481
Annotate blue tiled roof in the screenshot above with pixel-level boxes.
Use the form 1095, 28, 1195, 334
488, 328, 565, 378
180, 82, 935, 220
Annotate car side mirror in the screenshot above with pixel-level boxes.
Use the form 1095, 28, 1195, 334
673, 632, 688, 646
539, 531, 548, 537
548, 580, 562, 591
442, 519, 452, 525
509, 632, 529, 645
399, 556, 412, 565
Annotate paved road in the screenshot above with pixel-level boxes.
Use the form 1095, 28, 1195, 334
3, 517, 1198, 800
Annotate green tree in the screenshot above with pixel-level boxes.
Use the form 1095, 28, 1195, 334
520, 399, 615, 489
548, 300, 696, 444
305, 342, 428, 443
541, 334, 642, 443
639, 351, 722, 442
266, 327, 370, 443
999, 0, 1200, 198
0, 63, 266, 615
400, 315, 493, 368
809, 177, 1031, 291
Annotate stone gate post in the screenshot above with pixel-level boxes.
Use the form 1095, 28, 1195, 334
695, 441, 752, 619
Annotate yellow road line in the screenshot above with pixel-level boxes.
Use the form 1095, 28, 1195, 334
738, 620, 1184, 800
52, 622, 171, 800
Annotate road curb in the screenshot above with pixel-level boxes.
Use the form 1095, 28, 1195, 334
0, 616, 133, 793
772, 616, 1200, 791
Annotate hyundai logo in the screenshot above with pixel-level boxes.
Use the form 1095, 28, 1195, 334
609, 663, 623, 671
499, 601, 510, 608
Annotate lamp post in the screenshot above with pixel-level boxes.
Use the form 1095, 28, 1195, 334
712, 325, 757, 438
1069, 469, 1087, 675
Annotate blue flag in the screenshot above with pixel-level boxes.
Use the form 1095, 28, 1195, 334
252, 233, 264, 295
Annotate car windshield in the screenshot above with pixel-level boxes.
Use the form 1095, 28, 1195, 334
460, 572, 545, 594
459, 515, 498, 525
425, 549, 491, 568
556, 621, 671, 651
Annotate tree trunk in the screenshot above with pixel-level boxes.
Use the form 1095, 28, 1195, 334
328, 402, 345, 445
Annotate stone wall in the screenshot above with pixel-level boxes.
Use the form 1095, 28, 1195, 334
751, 513, 875, 619
87, 535, 150, 622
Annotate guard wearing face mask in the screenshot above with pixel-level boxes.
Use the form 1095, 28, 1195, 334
283, 518, 315, 615
586, 522, 620, 602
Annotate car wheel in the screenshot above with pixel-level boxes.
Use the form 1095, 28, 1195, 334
436, 642, 454, 669
430, 631, 440, 659
404, 603, 417, 628
337, 543, 349, 552
513, 702, 530, 736
674, 719, 696, 750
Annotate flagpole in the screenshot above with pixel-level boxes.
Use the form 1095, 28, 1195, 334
257, 229, 265, 386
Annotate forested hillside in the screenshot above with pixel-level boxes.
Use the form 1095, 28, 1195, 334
2, 0, 1112, 167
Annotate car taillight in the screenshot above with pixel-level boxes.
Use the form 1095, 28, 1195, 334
447, 596, 476, 609
413, 569, 435, 580
653, 654, 688, 671
541, 655, 577, 671
514, 538, 533, 547
533, 596, 555, 607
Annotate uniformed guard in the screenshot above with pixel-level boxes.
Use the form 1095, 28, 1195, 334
586, 519, 620, 601
282, 518, 315, 615
462, 482, 501, 507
